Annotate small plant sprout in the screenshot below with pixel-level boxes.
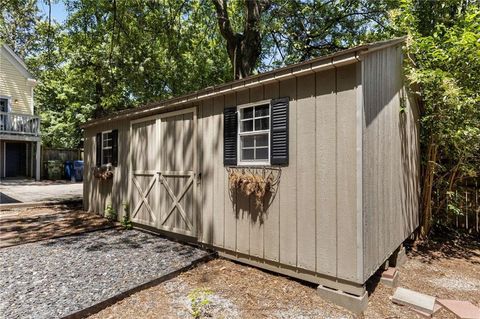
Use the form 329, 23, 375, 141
121, 202, 133, 230
188, 288, 212, 319
105, 204, 117, 221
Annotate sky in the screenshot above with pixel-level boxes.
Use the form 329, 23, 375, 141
37, 0, 68, 23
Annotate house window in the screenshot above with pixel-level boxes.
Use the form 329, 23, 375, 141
238, 103, 270, 165
102, 131, 113, 165
0, 97, 9, 112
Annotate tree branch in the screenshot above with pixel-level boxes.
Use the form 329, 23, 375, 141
211, 0, 236, 43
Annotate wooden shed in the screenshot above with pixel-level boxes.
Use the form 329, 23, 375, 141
82, 38, 420, 312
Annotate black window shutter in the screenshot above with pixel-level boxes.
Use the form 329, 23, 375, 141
270, 97, 289, 165
111, 129, 118, 167
96, 133, 102, 167
224, 106, 238, 166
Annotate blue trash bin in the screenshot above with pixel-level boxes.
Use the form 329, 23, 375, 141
74, 160, 84, 182
64, 161, 73, 180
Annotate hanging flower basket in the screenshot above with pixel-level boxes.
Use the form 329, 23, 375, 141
227, 167, 280, 209
93, 165, 114, 180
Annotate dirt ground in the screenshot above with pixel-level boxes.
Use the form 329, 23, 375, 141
90, 236, 480, 319
2, 204, 478, 318
0, 204, 113, 247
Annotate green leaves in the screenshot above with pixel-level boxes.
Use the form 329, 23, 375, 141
396, 0, 480, 232
3, 0, 232, 148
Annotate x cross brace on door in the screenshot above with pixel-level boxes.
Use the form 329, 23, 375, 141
132, 174, 157, 222
158, 171, 194, 231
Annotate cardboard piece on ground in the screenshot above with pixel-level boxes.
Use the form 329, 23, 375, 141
392, 287, 436, 314
437, 299, 480, 319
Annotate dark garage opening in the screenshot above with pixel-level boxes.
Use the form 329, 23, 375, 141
5, 142, 27, 178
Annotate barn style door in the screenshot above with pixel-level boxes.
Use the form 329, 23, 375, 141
130, 107, 198, 237
130, 118, 160, 227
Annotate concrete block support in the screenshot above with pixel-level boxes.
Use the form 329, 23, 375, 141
380, 269, 399, 287
317, 285, 368, 314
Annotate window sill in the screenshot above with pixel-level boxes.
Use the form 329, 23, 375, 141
226, 164, 282, 171
236, 162, 270, 167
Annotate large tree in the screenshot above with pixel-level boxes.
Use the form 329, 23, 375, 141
0, 0, 40, 58
211, 0, 398, 77
392, 0, 480, 236
211, 0, 270, 79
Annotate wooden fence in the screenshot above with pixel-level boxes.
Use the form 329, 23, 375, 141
434, 179, 480, 233
41, 147, 83, 179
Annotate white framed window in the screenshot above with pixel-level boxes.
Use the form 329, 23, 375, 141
101, 130, 113, 165
237, 101, 271, 166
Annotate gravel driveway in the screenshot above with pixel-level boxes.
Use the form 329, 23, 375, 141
0, 229, 209, 319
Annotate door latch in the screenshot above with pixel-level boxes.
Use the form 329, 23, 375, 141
196, 172, 202, 184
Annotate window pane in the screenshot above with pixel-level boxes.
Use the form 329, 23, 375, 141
256, 134, 268, 147
256, 147, 268, 160
103, 149, 113, 164
242, 148, 254, 160
103, 132, 112, 147
241, 135, 255, 148
255, 105, 269, 117
241, 120, 253, 132
0, 99, 7, 112
242, 107, 253, 119
255, 118, 269, 130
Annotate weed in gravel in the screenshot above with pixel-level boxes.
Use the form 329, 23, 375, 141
105, 204, 117, 222
188, 288, 212, 319
120, 203, 132, 230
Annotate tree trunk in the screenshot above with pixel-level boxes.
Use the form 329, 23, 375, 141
420, 141, 438, 237
211, 0, 268, 79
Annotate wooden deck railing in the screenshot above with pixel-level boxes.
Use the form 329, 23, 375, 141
0, 111, 40, 136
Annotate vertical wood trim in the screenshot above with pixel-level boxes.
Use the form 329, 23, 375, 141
296, 73, 316, 270
201, 100, 214, 244
315, 68, 337, 276
248, 86, 265, 258
279, 78, 297, 267
356, 60, 364, 282
336, 64, 358, 280
235, 89, 250, 255
213, 95, 225, 247
128, 121, 133, 221
263, 82, 280, 262
193, 107, 198, 238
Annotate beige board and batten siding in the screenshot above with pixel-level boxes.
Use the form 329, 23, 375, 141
361, 45, 420, 281
83, 63, 362, 285
0, 48, 34, 115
